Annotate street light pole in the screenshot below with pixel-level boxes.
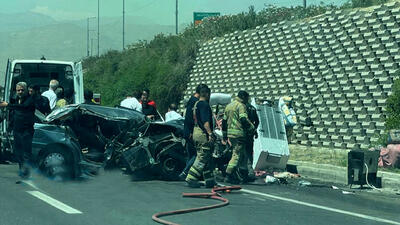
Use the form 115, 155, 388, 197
175, 0, 178, 34
87, 18, 90, 57
98, 0, 100, 57
123, 0, 125, 50
87, 17, 96, 57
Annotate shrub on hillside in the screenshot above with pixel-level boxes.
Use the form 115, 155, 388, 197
347, 0, 389, 8
385, 70, 400, 130
83, 1, 391, 113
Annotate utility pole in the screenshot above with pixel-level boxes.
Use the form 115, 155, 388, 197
87, 17, 96, 57
98, 0, 100, 57
303, 0, 306, 8
175, 0, 178, 34
91, 38, 94, 56
87, 18, 90, 57
123, 0, 125, 50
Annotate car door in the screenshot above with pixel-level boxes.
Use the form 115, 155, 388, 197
73, 62, 84, 104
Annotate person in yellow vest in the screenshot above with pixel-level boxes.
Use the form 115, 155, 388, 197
222, 90, 255, 184
278, 96, 297, 143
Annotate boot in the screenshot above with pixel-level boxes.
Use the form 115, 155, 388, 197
186, 179, 201, 188
178, 172, 187, 181
224, 173, 240, 184
203, 170, 216, 188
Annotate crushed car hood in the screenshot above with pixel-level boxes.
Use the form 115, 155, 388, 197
45, 104, 147, 123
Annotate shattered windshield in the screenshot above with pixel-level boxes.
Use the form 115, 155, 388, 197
1, 1, 400, 225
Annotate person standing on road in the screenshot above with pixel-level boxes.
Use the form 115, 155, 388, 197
28, 84, 51, 115
222, 90, 255, 184
140, 88, 158, 120
84, 90, 96, 105
0, 82, 35, 178
41, 79, 59, 110
185, 85, 216, 188
278, 96, 297, 143
179, 84, 203, 180
245, 101, 259, 181
165, 103, 183, 122
55, 87, 67, 109
120, 91, 142, 112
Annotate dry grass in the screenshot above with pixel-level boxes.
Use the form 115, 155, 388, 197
289, 144, 349, 168
289, 144, 400, 174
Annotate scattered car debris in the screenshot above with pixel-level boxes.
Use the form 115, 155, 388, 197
298, 180, 312, 187
265, 175, 278, 184
274, 171, 300, 179
22, 104, 188, 180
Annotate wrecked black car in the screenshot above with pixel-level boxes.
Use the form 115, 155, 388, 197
23, 104, 186, 180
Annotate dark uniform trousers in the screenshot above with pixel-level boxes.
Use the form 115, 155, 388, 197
13, 128, 34, 169
185, 127, 215, 184
226, 137, 249, 181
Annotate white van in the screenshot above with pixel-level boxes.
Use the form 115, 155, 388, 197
1, 58, 84, 157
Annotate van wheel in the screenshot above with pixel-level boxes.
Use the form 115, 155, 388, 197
40, 148, 73, 180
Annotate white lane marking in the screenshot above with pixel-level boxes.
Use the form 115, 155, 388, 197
241, 189, 400, 225
27, 191, 82, 214
22, 180, 39, 190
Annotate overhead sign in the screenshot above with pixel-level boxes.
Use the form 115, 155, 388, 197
193, 12, 220, 25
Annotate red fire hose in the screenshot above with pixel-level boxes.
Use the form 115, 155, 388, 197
152, 186, 241, 225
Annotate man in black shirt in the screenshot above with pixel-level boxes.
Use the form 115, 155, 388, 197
0, 82, 35, 178
245, 102, 260, 181
179, 84, 205, 180
28, 84, 51, 115
140, 88, 158, 120
185, 85, 216, 188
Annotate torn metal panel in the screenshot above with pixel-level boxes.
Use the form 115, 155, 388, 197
45, 104, 147, 123
252, 100, 290, 170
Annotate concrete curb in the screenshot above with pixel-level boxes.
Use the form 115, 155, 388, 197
288, 160, 400, 190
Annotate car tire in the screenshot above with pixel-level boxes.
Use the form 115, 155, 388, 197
159, 154, 184, 181
40, 147, 74, 180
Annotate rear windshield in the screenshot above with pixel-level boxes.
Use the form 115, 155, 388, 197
11, 63, 74, 94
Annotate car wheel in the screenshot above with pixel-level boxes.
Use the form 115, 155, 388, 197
160, 155, 184, 181
40, 148, 73, 180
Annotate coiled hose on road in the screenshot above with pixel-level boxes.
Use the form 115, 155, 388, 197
152, 186, 241, 225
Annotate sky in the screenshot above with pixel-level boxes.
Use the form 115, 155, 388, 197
1, 0, 348, 25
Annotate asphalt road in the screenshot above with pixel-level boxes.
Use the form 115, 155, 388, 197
1, 164, 400, 225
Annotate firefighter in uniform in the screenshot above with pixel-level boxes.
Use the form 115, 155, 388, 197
245, 101, 259, 181
185, 85, 216, 188
222, 90, 255, 184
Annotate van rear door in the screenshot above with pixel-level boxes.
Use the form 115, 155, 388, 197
73, 62, 84, 104
2, 59, 12, 132
3, 59, 12, 103
1, 59, 13, 154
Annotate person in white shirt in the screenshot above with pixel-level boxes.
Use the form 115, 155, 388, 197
165, 103, 183, 122
120, 92, 142, 112
41, 80, 59, 110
